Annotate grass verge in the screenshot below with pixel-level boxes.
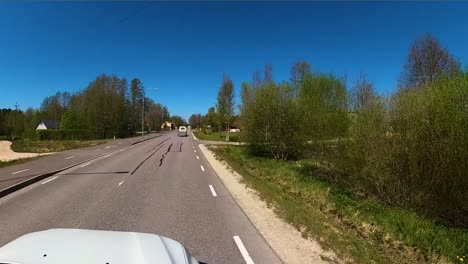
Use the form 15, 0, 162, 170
194, 131, 240, 142
211, 145, 467, 264
11, 139, 107, 153
0, 157, 39, 168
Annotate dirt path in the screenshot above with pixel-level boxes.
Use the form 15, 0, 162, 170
199, 144, 339, 264
0, 141, 45, 162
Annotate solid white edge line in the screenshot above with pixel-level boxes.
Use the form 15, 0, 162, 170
65, 156, 75, 160
79, 162, 91, 168
200, 165, 205, 171
233, 236, 255, 264
209, 185, 217, 197
196, 156, 199, 160
41, 176, 58, 185
11, 169, 30, 175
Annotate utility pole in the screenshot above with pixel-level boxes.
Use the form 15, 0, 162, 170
12, 102, 19, 139
141, 92, 145, 136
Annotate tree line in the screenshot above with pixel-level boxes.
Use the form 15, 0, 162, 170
192, 34, 467, 227
0, 74, 181, 139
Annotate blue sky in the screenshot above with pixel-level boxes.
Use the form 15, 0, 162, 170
1, 2, 468, 120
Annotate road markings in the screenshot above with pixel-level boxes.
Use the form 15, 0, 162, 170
103, 154, 112, 158
200, 165, 205, 171
196, 155, 199, 160
194, 150, 196, 153
65, 156, 75, 160
11, 169, 30, 175
192, 145, 195, 148
233, 236, 255, 264
41, 176, 58, 185
119, 149, 125, 152
118, 142, 123, 144
117, 180, 124, 188
79, 162, 91, 168
94, 149, 101, 151
209, 185, 217, 197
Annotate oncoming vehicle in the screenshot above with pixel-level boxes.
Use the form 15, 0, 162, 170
178, 126, 188, 137
0, 229, 206, 264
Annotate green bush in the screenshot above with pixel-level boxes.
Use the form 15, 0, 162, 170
347, 73, 468, 226
36, 129, 96, 140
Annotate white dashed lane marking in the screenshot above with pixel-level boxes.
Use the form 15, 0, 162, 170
196, 156, 199, 160
200, 165, 205, 172
41, 176, 58, 185
79, 162, 91, 168
11, 169, 30, 175
65, 156, 75, 160
209, 185, 217, 197
233, 236, 255, 264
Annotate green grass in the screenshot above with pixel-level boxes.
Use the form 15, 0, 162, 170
11, 139, 108, 153
212, 145, 467, 264
0, 157, 39, 168
194, 131, 241, 142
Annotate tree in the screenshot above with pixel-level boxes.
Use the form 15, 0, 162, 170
263, 64, 274, 85
399, 34, 460, 88
349, 73, 378, 112
204, 106, 217, 133
290, 60, 311, 87
216, 75, 235, 140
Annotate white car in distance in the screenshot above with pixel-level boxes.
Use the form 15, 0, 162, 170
178, 126, 188, 137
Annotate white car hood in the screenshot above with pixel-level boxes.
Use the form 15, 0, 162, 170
0, 229, 199, 264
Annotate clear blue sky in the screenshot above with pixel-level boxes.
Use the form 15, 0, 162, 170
1, 2, 468, 120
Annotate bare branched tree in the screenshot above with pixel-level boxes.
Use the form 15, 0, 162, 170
399, 34, 460, 88
350, 73, 377, 112
290, 60, 311, 86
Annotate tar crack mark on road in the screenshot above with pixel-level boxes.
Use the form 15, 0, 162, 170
159, 143, 173, 167
131, 144, 166, 175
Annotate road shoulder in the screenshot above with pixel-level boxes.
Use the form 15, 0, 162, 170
199, 144, 339, 264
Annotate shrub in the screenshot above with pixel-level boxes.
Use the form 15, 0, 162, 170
36, 129, 96, 140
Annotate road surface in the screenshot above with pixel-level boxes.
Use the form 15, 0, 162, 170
0, 131, 282, 264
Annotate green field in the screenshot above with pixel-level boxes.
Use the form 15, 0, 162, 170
11, 139, 107, 153
212, 145, 467, 264
194, 131, 240, 142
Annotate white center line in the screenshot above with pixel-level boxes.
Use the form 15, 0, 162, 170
209, 185, 217, 197
65, 156, 75, 160
117, 180, 125, 188
94, 149, 101, 151
11, 169, 29, 175
41, 176, 58, 185
200, 165, 205, 171
79, 162, 91, 168
233, 236, 255, 264
196, 155, 199, 160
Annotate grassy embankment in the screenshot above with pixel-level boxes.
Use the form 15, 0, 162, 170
10, 139, 107, 153
194, 131, 240, 142
212, 145, 467, 264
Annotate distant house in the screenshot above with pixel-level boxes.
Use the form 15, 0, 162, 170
229, 115, 241, 133
36, 120, 60, 130
161, 121, 174, 131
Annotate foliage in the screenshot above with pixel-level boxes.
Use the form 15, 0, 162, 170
213, 145, 468, 264
242, 81, 304, 159
399, 33, 461, 88
0, 74, 172, 139
36, 129, 96, 140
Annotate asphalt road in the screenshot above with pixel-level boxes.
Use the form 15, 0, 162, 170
0, 131, 283, 264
